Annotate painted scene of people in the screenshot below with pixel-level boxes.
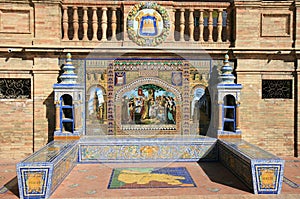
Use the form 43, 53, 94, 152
121, 84, 176, 125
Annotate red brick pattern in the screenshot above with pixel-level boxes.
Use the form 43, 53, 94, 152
0, 0, 299, 159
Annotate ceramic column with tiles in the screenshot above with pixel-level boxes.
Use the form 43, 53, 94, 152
216, 54, 242, 138
53, 53, 84, 139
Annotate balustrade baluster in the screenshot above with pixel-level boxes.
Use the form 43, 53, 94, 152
226, 8, 231, 42
83, 7, 88, 41
111, 7, 117, 41
208, 9, 213, 42
101, 7, 107, 41
199, 9, 204, 42
62, 6, 68, 40
92, 7, 98, 41
217, 9, 223, 42
189, 9, 194, 41
61, 4, 229, 44
180, 8, 185, 41
171, 8, 176, 41
73, 6, 79, 40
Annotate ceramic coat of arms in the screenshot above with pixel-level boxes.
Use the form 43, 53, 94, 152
127, 2, 170, 46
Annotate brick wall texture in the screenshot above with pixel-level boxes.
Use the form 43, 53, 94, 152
0, 0, 300, 160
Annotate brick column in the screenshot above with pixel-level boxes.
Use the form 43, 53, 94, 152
32, 58, 60, 151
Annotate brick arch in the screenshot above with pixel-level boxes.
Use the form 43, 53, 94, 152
115, 77, 182, 102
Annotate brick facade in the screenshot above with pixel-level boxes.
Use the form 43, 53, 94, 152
0, 0, 299, 160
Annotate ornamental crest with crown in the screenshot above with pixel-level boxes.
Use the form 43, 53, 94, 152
127, 2, 170, 46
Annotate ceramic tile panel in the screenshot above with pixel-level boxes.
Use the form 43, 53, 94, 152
17, 166, 53, 199
220, 139, 279, 159
78, 136, 217, 163
108, 167, 196, 189
251, 160, 285, 194
16, 141, 78, 199
218, 142, 253, 188
51, 145, 78, 193
218, 139, 285, 194
22, 141, 75, 163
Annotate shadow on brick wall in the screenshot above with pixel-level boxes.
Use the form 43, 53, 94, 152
43, 92, 55, 143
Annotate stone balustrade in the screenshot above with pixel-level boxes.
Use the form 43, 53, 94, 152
61, 2, 231, 46
61, 5, 123, 41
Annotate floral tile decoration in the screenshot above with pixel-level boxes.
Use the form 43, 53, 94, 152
108, 167, 196, 189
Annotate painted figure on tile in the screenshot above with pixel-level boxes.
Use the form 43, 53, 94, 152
167, 104, 175, 124
88, 86, 105, 122
157, 102, 166, 123
128, 101, 135, 123
148, 99, 158, 118
121, 96, 129, 123
95, 89, 105, 121
134, 97, 143, 124
121, 84, 176, 125
191, 88, 205, 122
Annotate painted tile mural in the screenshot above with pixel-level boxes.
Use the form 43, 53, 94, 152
108, 167, 196, 189
19, 167, 51, 198
79, 144, 214, 162
253, 164, 284, 194
121, 84, 176, 125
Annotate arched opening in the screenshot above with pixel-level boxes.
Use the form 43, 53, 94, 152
191, 86, 211, 136
60, 94, 74, 133
222, 94, 236, 132
85, 85, 107, 135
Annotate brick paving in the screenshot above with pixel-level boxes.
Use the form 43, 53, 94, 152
0, 158, 299, 199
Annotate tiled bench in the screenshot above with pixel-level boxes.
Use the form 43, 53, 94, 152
16, 140, 78, 199
78, 136, 218, 163
218, 139, 285, 194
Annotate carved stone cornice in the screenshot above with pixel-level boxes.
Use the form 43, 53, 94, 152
0, 0, 30, 3
30, 0, 62, 4
295, 0, 300, 6
233, 0, 294, 8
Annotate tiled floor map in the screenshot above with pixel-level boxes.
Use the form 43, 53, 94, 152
108, 167, 196, 189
